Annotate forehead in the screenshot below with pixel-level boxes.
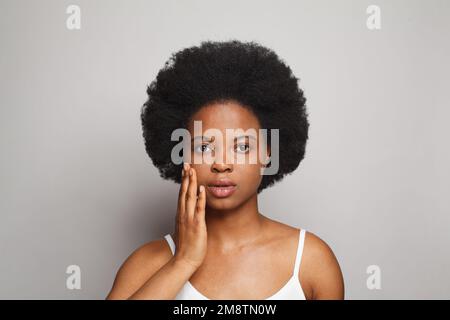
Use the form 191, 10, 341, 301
187, 100, 261, 133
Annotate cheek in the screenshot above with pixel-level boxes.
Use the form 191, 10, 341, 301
236, 165, 263, 189
191, 165, 208, 185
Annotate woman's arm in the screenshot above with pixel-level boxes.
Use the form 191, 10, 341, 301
107, 165, 207, 300
127, 256, 198, 300
302, 232, 345, 300
105, 240, 198, 300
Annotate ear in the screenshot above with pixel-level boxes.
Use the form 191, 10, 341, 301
262, 144, 271, 167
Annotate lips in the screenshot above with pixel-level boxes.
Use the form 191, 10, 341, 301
207, 179, 237, 198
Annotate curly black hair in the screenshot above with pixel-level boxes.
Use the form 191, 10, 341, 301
141, 39, 309, 194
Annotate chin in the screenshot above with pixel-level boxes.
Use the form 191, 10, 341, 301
205, 197, 239, 211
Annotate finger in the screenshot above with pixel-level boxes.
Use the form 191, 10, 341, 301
185, 166, 198, 221
177, 163, 190, 221
195, 185, 206, 223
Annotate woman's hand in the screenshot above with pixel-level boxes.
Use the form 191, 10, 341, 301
173, 163, 207, 270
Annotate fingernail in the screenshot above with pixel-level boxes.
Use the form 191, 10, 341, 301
183, 163, 187, 170
200, 185, 204, 193
189, 168, 193, 176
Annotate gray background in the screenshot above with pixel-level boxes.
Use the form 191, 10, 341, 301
1, 0, 449, 299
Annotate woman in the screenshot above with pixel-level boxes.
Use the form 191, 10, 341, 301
106, 40, 344, 300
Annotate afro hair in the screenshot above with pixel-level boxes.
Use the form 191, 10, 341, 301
141, 39, 309, 194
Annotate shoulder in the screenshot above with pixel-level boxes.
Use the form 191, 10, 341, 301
106, 237, 172, 300
300, 230, 345, 299
263, 219, 344, 299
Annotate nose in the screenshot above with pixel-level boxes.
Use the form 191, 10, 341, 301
209, 140, 233, 173
211, 161, 233, 173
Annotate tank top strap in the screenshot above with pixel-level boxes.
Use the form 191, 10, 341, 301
164, 234, 176, 255
293, 229, 307, 277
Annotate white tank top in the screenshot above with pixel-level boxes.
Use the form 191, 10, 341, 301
164, 228, 307, 300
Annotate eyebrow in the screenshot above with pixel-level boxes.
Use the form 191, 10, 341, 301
191, 136, 214, 142
191, 135, 257, 142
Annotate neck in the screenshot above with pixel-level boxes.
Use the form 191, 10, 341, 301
204, 193, 266, 251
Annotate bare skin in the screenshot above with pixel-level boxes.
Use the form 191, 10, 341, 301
106, 100, 344, 300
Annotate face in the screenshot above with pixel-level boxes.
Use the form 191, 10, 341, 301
186, 100, 270, 211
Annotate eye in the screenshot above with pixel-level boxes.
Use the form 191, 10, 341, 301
235, 143, 250, 153
194, 143, 213, 154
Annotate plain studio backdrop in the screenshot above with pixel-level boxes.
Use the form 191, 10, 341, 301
1, 0, 449, 299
